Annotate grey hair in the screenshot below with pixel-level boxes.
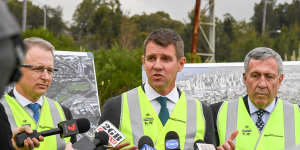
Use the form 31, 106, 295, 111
244, 47, 283, 75
143, 28, 184, 59
23, 37, 55, 57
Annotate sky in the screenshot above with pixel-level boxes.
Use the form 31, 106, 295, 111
29, 0, 293, 24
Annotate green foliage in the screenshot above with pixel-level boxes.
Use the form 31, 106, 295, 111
185, 53, 202, 63
7, 0, 66, 34
93, 45, 143, 106
71, 0, 122, 49
22, 28, 78, 51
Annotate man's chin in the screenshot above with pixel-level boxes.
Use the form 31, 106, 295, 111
35, 89, 47, 96
253, 99, 268, 109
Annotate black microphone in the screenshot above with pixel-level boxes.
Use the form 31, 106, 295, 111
193, 139, 215, 150
94, 131, 109, 147
72, 132, 109, 150
165, 131, 180, 150
95, 120, 125, 147
15, 118, 90, 147
138, 136, 156, 150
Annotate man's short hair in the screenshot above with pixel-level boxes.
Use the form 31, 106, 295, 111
23, 37, 55, 56
144, 28, 184, 59
244, 47, 283, 75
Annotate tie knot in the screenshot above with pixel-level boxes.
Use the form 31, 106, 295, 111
156, 96, 168, 106
256, 109, 265, 117
28, 103, 40, 111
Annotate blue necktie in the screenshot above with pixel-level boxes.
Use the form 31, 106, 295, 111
28, 103, 40, 123
156, 96, 169, 126
256, 109, 265, 132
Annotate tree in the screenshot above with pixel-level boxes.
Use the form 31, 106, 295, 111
93, 46, 143, 106
251, 0, 275, 34
71, 0, 98, 39
71, 0, 122, 49
131, 11, 184, 48
7, 0, 67, 35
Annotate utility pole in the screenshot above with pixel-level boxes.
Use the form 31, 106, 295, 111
22, 0, 27, 31
191, 0, 201, 63
262, 0, 268, 34
208, 0, 215, 62
43, 6, 47, 30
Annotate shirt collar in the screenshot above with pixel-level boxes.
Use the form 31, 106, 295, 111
248, 96, 276, 114
13, 87, 44, 107
144, 81, 179, 104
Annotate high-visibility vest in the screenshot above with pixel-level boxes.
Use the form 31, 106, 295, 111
217, 97, 300, 150
1, 94, 70, 150
119, 86, 206, 150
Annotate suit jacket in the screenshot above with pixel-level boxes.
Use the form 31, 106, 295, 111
0, 102, 13, 150
97, 86, 217, 147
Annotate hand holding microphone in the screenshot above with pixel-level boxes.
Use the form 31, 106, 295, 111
12, 125, 44, 150
15, 118, 90, 147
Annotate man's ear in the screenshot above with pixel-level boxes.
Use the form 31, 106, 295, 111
278, 73, 284, 86
177, 57, 186, 72
242, 73, 247, 84
142, 55, 145, 65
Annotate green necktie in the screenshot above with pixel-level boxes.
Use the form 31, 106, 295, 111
156, 96, 169, 126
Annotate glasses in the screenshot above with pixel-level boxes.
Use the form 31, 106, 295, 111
21, 64, 58, 74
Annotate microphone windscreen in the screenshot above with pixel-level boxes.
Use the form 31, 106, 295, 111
76, 118, 90, 133
165, 131, 179, 140
95, 131, 109, 146
138, 136, 154, 148
165, 131, 180, 150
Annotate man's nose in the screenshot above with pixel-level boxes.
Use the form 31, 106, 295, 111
153, 59, 163, 70
258, 76, 267, 88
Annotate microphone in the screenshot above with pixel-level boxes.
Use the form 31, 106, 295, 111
95, 120, 125, 147
94, 131, 109, 147
138, 136, 156, 150
165, 131, 180, 150
73, 131, 109, 150
15, 118, 90, 147
193, 139, 215, 150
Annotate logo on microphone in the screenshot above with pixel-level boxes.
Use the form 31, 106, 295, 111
67, 123, 76, 131
59, 119, 79, 137
140, 144, 156, 150
166, 139, 179, 149
96, 121, 125, 147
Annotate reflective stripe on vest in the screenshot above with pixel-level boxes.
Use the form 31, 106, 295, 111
1, 95, 67, 150
124, 87, 203, 150
222, 97, 296, 149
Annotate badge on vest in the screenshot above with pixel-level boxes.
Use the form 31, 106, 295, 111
241, 125, 252, 136
21, 120, 31, 127
144, 113, 154, 126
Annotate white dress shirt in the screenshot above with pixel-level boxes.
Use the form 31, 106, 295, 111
144, 81, 179, 115
248, 97, 276, 125
13, 87, 44, 117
